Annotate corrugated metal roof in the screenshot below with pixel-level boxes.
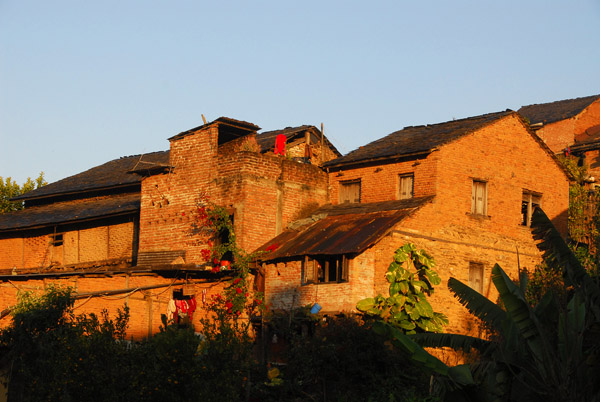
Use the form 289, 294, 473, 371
257, 196, 433, 260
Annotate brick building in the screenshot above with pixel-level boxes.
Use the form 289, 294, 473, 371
0, 109, 571, 338
0, 117, 339, 338
258, 110, 570, 335
519, 94, 600, 178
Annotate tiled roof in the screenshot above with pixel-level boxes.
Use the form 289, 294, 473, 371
168, 117, 260, 142
257, 196, 433, 260
257, 125, 342, 156
13, 151, 169, 201
0, 193, 140, 231
323, 111, 514, 168
518, 95, 600, 125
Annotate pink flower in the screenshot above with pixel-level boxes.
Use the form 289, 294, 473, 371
236, 287, 242, 294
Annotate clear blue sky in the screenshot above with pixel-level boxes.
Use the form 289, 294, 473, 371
1, 1, 599, 185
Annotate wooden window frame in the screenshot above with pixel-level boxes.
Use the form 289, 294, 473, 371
302, 255, 349, 284
471, 180, 488, 216
339, 179, 361, 204
398, 173, 414, 200
521, 191, 542, 227
469, 262, 484, 294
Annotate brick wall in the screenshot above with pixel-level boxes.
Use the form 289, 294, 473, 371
535, 99, 600, 154
264, 114, 570, 337
139, 126, 329, 263
0, 274, 235, 339
575, 99, 600, 141
328, 154, 437, 204
536, 119, 576, 154
0, 220, 135, 270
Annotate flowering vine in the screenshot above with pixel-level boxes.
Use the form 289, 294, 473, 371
192, 193, 266, 321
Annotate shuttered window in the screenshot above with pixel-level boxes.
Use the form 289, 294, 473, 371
399, 174, 414, 200
471, 180, 487, 215
302, 255, 349, 284
469, 262, 484, 294
339, 180, 361, 204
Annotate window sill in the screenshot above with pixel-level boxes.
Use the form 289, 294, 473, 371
466, 212, 490, 220
302, 281, 348, 286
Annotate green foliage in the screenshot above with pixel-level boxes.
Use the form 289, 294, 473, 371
380, 209, 600, 402
257, 314, 437, 402
0, 286, 132, 402
357, 243, 448, 334
0, 172, 46, 213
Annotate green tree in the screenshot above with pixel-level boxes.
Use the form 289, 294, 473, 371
0, 172, 47, 213
356, 243, 448, 333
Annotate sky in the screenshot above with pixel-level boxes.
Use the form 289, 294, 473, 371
1, 1, 599, 185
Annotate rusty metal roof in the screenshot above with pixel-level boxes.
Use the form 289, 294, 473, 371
257, 196, 433, 261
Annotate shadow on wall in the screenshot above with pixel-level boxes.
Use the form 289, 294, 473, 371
551, 208, 569, 239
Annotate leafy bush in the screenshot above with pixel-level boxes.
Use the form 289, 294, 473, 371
256, 314, 436, 402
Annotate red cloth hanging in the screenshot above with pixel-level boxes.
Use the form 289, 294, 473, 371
274, 134, 287, 155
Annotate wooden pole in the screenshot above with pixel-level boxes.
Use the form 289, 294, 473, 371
320, 123, 324, 164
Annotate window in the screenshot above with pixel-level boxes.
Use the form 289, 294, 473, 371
469, 262, 484, 294
49, 233, 63, 247
399, 174, 414, 200
339, 180, 361, 204
302, 255, 349, 284
471, 180, 487, 215
521, 191, 542, 227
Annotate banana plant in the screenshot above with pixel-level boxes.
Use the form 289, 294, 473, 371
376, 209, 600, 402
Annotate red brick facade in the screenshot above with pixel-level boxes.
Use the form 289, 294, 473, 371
264, 114, 570, 335
138, 123, 330, 263
0, 112, 571, 339
531, 99, 600, 154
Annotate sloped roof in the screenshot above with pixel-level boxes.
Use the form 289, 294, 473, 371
168, 117, 260, 142
257, 125, 341, 156
518, 95, 600, 125
323, 110, 514, 168
13, 151, 169, 201
257, 196, 433, 261
0, 193, 140, 232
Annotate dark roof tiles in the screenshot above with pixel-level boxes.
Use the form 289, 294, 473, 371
13, 151, 169, 201
0, 193, 140, 231
256, 125, 342, 156
323, 110, 514, 168
518, 95, 600, 125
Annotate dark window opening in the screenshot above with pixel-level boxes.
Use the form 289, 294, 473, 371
50, 233, 63, 247
216, 214, 235, 262
521, 191, 541, 227
302, 255, 349, 284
